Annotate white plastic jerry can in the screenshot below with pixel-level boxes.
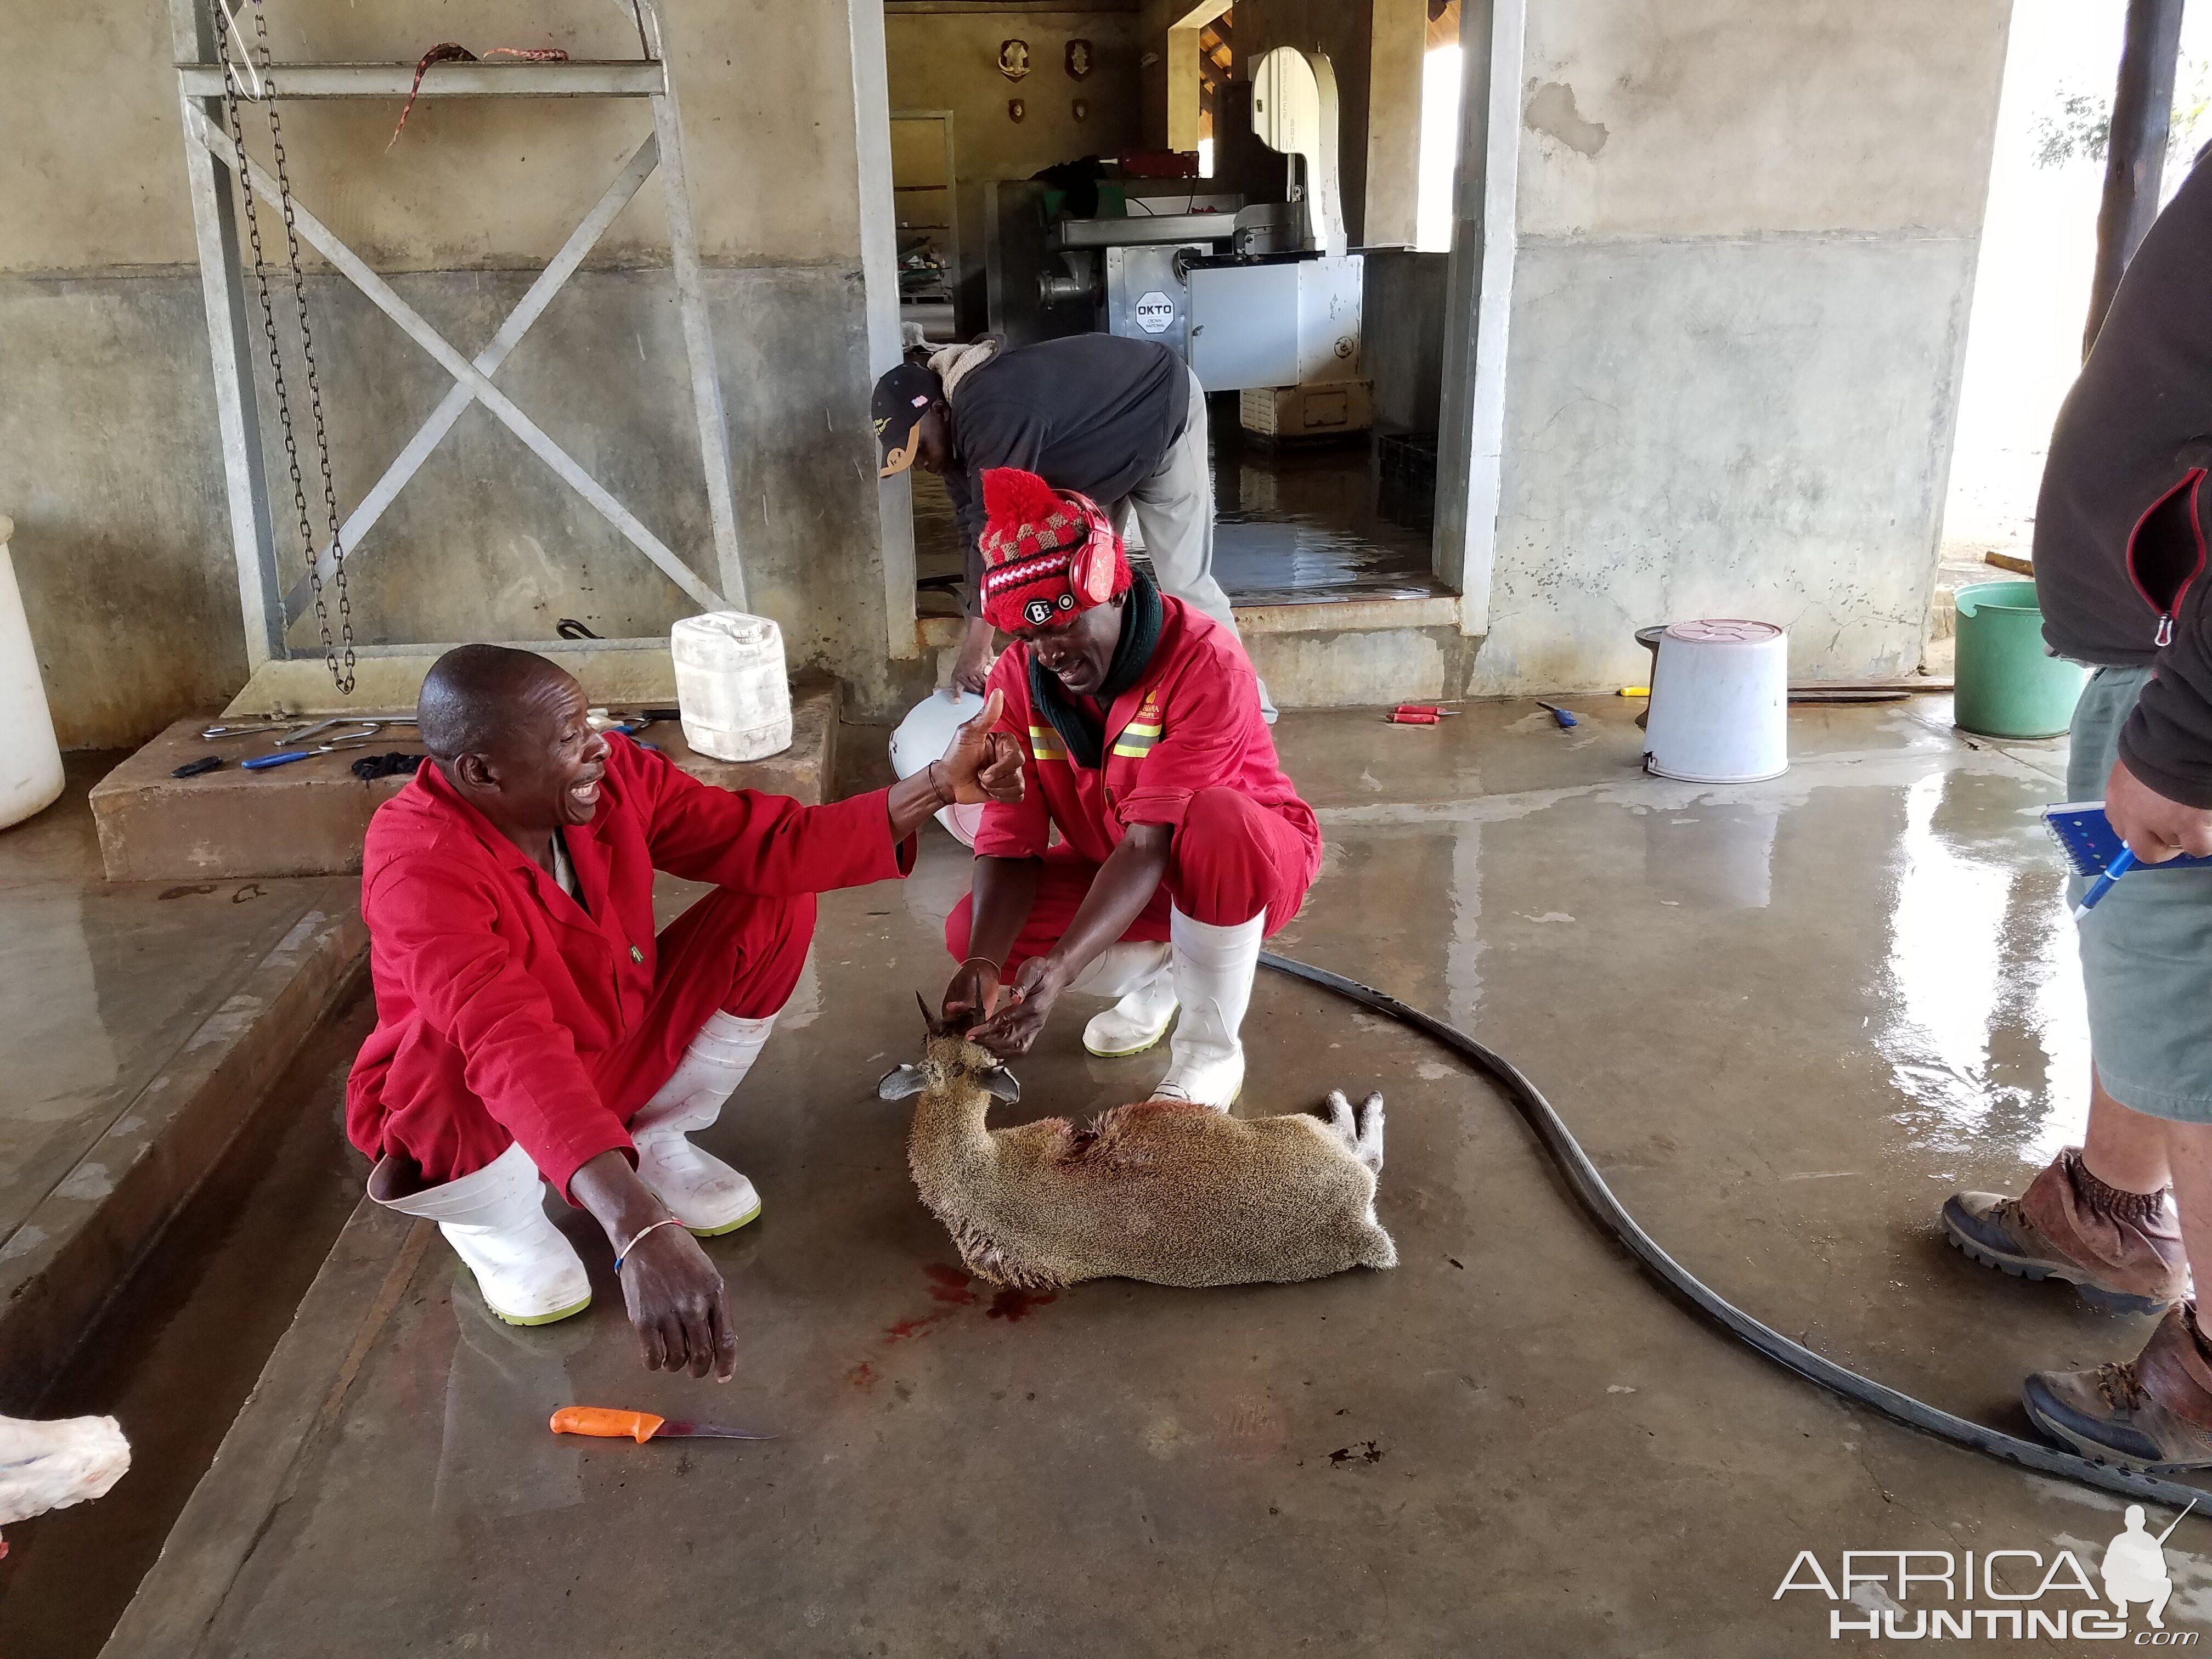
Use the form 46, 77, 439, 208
670, 612, 794, 763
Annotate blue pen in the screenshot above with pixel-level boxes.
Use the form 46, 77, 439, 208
2074, 846, 2138, 919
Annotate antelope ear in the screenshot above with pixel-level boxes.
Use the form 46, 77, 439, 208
980, 1065, 1021, 1104
878, 1064, 928, 1101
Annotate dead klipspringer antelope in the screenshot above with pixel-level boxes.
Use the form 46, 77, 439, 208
878, 1006, 1396, 1290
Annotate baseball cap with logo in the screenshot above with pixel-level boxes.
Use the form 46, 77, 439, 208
872, 363, 941, 477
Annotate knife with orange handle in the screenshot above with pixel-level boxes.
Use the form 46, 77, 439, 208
549, 1406, 775, 1443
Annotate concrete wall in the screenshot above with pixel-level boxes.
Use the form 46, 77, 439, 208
1, 0, 2016, 743
1, 0, 927, 748
1361, 0, 1429, 247
885, 2, 1144, 332
1453, 0, 2012, 692
1362, 250, 1449, 432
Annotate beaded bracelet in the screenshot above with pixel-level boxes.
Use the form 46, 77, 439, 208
614, 1216, 685, 1270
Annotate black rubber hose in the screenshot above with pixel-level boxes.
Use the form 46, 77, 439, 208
1259, 950, 2212, 1512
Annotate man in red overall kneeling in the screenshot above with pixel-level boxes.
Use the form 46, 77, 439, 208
941, 467, 1321, 1106
349, 645, 1020, 1376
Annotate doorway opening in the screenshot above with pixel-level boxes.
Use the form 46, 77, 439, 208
878, 0, 1474, 635
1937, 0, 2212, 654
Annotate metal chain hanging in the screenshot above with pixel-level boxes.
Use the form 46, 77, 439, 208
213, 0, 356, 694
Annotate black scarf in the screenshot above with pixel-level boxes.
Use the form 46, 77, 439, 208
1026, 572, 1164, 770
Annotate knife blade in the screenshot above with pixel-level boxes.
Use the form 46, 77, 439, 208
550, 1406, 776, 1443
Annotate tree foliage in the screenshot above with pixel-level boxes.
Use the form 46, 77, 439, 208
2032, 58, 2212, 170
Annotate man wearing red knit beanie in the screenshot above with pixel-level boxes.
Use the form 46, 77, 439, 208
938, 467, 1320, 1107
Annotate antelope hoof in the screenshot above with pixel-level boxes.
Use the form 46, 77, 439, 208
1324, 1088, 1357, 1149
1355, 1092, 1386, 1175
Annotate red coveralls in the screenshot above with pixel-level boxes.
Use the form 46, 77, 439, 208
946, 594, 1320, 968
347, 735, 913, 1195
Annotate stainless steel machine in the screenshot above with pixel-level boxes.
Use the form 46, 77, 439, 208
981, 47, 1369, 435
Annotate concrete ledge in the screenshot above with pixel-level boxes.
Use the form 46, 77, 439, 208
0, 901, 366, 1413
915, 592, 1462, 650
653, 676, 838, 807
91, 682, 840, 883
98, 1201, 427, 1659
916, 595, 1474, 708
219, 641, 679, 720
1244, 622, 1478, 709
91, 725, 421, 883
1234, 595, 1461, 635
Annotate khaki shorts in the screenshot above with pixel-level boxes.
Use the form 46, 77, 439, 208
2070, 664, 2212, 1121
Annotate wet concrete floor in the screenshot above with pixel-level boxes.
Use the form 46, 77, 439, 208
909, 412, 1448, 611
91, 697, 2212, 1654
0, 756, 353, 1277
1207, 424, 1447, 606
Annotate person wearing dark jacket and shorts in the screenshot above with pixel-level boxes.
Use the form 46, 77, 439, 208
1940, 156, 2212, 1466
873, 332, 1273, 720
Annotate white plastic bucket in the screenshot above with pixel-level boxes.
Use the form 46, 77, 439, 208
1643, 618, 1788, 784
0, 516, 64, 829
671, 612, 792, 762
889, 690, 986, 846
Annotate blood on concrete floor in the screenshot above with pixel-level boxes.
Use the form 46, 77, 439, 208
78, 697, 2209, 1655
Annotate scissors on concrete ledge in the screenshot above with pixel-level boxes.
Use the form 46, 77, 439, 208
240, 722, 397, 770
199, 718, 298, 740
200, 715, 417, 744
272, 715, 417, 748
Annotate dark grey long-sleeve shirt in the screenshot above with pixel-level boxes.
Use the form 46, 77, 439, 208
2037, 155, 2212, 805
941, 335, 1189, 617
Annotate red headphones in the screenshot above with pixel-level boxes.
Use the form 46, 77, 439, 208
1073, 524, 1120, 607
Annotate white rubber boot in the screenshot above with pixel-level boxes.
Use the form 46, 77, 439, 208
1152, 908, 1266, 1109
369, 1142, 591, 1326
627, 1010, 771, 1235
1074, 941, 1179, 1057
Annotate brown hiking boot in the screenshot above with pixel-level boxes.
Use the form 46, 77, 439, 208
2024, 1303, 2212, 1469
1941, 1147, 2187, 1316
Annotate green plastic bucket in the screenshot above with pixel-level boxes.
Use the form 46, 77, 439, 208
1953, 579, 2086, 740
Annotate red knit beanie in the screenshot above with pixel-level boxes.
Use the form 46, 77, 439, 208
977, 467, 1130, 633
